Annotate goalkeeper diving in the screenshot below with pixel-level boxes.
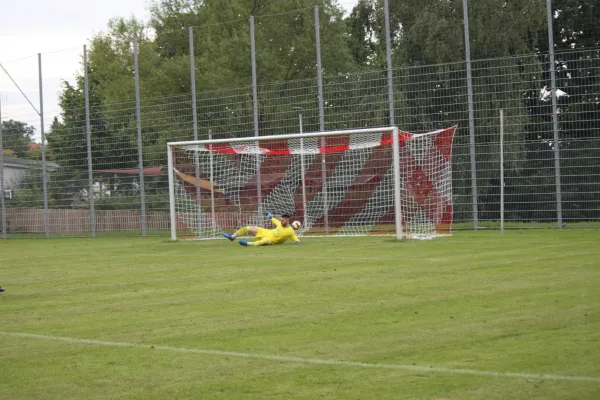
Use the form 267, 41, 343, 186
223, 211, 301, 246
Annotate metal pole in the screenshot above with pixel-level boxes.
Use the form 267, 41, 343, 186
189, 27, 203, 236
315, 5, 328, 232
392, 127, 403, 239
84, 45, 96, 237
133, 36, 147, 236
500, 110, 504, 235
546, 0, 563, 228
384, 0, 401, 236
38, 53, 49, 237
167, 143, 176, 240
384, 0, 395, 126
250, 16, 263, 224
0, 99, 6, 239
463, 0, 479, 230
208, 130, 216, 235
294, 107, 308, 227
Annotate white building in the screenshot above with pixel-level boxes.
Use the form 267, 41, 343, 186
1, 156, 60, 200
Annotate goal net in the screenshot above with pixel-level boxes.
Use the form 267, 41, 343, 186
167, 126, 456, 240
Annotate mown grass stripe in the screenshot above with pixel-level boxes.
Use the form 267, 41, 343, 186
2, 331, 598, 383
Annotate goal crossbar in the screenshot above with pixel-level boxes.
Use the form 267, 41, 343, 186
167, 126, 448, 148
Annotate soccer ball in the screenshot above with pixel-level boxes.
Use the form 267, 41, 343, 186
292, 221, 302, 230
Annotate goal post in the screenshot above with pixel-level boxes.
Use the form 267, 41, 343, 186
167, 126, 456, 241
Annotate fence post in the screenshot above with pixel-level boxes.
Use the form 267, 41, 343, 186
500, 110, 505, 235
384, 0, 401, 237
38, 53, 50, 237
315, 5, 329, 233
294, 107, 308, 230
546, 0, 563, 228
250, 16, 263, 224
0, 98, 6, 239
462, 0, 479, 230
84, 45, 96, 237
133, 36, 147, 236
208, 130, 216, 235
189, 27, 203, 236
384, 0, 395, 127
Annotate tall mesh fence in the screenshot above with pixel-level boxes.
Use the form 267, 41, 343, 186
1, 1, 599, 237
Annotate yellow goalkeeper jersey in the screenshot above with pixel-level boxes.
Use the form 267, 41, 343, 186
258, 217, 300, 244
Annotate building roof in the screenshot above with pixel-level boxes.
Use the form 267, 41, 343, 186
1, 156, 60, 170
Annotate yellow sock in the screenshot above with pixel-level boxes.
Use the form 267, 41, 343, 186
234, 226, 250, 238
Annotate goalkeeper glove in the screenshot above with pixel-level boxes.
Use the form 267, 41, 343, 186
265, 211, 273, 219
295, 241, 300, 245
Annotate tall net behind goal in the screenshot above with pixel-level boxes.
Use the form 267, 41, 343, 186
167, 126, 456, 240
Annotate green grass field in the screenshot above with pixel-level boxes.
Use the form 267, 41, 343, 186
1, 230, 599, 399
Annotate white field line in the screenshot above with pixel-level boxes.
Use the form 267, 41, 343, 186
1, 332, 598, 383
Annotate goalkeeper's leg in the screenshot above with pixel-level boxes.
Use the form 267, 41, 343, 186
235, 226, 259, 238
240, 237, 271, 246
233, 226, 250, 238
223, 226, 258, 241
223, 226, 259, 241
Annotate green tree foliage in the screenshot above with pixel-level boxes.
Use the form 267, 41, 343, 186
543, 0, 600, 52
345, 0, 377, 67
54, 0, 356, 153
1, 120, 35, 158
538, 0, 600, 221
150, 0, 353, 87
346, 0, 547, 67
47, 79, 139, 172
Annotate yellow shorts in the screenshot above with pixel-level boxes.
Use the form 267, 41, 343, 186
255, 227, 274, 243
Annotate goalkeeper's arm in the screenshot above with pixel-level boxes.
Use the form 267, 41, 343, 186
292, 234, 300, 245
265, 211, 281, 227
271, 218, 282, 227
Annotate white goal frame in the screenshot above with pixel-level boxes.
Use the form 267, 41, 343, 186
167, 126, 454, 241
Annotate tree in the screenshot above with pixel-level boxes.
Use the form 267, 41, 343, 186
52, 0, 359, 165
543, 0, 600, 52
537, 0, 600, 221
47, 78, 139, 173
1, 120, 35, 158
150, 0, 355, 87
345, 0, 379, 67
342, 0, 552, 221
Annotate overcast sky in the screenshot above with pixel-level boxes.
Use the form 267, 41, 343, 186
0, 0, 358, 141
